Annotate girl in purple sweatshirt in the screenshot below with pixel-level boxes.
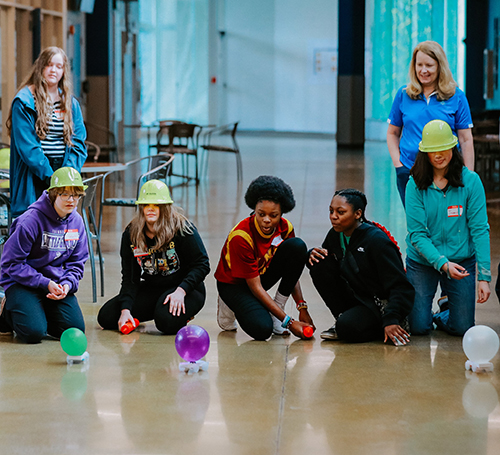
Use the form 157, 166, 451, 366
0, 167, 89, 343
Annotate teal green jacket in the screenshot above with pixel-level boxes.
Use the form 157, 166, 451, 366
406, 167, 491, 281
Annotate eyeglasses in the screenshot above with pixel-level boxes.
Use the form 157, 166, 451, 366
58, 193, 81, 201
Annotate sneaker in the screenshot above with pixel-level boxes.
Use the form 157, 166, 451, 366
217, 296, 237, 331
437, 295, 449, 313
272, 315, 290, 336
320, 326, 339, 340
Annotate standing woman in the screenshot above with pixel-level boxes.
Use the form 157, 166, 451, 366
387, 40, 474, 206
6, 46, 87, 218
308, 189, 414, 344
98, 180, 210, 335
215, 175, 314, 341
406, 120, 490, 336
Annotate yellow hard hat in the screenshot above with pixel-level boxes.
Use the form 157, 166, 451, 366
136, 179, 173, 205
419, 120, 458, 153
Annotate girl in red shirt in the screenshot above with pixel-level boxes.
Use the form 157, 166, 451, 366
215, 175, 314, 340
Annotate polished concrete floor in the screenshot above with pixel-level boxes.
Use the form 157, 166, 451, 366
1, 135, 500, 455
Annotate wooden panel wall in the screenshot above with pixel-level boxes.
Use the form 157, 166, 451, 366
0, 0, 67, 142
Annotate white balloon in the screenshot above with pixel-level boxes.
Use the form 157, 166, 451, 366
463, 325, 500, 363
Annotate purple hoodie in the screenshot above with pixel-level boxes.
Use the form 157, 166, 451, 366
0, 191, 89, 292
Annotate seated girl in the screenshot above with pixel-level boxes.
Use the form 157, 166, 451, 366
0, 167, 88, 343
98, 180, 210, 335
308, 189, 414, 344
215, 175, 314, 341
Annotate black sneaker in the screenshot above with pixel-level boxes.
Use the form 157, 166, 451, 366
437, 296, 449, 313
320, 326, 339, 340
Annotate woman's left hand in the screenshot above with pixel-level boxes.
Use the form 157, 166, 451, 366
164, 287, 186, 316
477, 280, 491, 304
298, 308, 316, 331
384, 324, 410, 345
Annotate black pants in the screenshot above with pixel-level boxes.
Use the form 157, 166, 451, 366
97, 283, 206, 335
217, 237, 307, 341
309, 255, 382, 343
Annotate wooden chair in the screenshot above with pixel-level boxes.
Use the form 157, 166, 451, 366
85, 122, 118, 162
201, 122, 242, 180
150, 122, 201, 183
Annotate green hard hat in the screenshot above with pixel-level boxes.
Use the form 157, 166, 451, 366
48, 167, 88, 190
419, 120, 458, 153
136, 179, 173, 205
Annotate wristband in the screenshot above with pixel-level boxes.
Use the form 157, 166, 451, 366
281, 315, 292, 329
296, 299, 307, 310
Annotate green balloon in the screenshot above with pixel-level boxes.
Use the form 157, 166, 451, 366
60, 328, 87, 356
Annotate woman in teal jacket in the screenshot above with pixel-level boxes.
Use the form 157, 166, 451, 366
406, 120, 490, 336
6, 47, 87, 218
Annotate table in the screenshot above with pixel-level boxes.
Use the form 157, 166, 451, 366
82, 162, 128, 174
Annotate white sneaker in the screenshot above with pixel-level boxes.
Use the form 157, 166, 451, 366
272, 291, 290, 336
272, 314, 289, 336
217, 296, 237, 331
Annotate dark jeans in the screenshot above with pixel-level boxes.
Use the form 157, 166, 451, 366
34, 156, 65, 199
3, 284, 85, 343
309, 254, 382, 343
217, 237, 308, 341
396, 165, 411, 208
98, 283, 206, 335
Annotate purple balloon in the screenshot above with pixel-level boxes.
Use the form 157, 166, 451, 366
175, 325, 210, 362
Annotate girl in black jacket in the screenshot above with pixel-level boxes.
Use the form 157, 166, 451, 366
98, 180, 209, 335
308, 189, 414, 344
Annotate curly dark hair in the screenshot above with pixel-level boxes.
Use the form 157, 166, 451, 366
244, 175, 296, 213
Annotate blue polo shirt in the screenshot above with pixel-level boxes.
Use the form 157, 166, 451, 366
387, 86, 473, 169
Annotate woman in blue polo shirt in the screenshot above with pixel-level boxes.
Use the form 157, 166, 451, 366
406, 120, 490, 336
387, 40, 474, 206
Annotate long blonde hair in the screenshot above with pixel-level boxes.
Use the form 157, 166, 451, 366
129, 204, 193, 252
406, 41, 456, 101
6, 46, 74, 145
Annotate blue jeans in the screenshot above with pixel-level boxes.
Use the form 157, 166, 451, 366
4, 284, 85, 343
406, 257, 476, 336
396, 165, 411, 208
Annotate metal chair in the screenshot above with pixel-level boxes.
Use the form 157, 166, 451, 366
80, 174, 104, 303
98, 154, 174, 238
201, 122, 242, 180
150, 122, 201, 183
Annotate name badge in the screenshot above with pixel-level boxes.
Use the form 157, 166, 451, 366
271, 235, 283, 247
65, 229, 79, 241
447, 205, 463, 217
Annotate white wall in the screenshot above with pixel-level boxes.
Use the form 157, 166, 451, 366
223, 0, 337, 133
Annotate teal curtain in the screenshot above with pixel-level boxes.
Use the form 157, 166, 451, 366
138, 0, 209, 126
369, 0, 464, 122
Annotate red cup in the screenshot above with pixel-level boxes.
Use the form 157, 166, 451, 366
120, 318, 139, 335
303, 326, 314, 338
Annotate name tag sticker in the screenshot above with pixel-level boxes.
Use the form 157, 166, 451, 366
271, 235, 283, 247
65, 229, 79, 241
447, 205, 463, 217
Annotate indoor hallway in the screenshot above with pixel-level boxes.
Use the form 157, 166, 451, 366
1, 135, 500, 455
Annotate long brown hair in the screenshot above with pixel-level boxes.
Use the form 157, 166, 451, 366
129, 204, 193, 252
6, 46, 74, 145
411, 147, 464, 190
406, 41, 457, 101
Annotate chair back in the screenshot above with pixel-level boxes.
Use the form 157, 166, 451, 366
81, 175, 102, 211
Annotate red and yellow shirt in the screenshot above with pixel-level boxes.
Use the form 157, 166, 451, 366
215, 214, 294, 284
